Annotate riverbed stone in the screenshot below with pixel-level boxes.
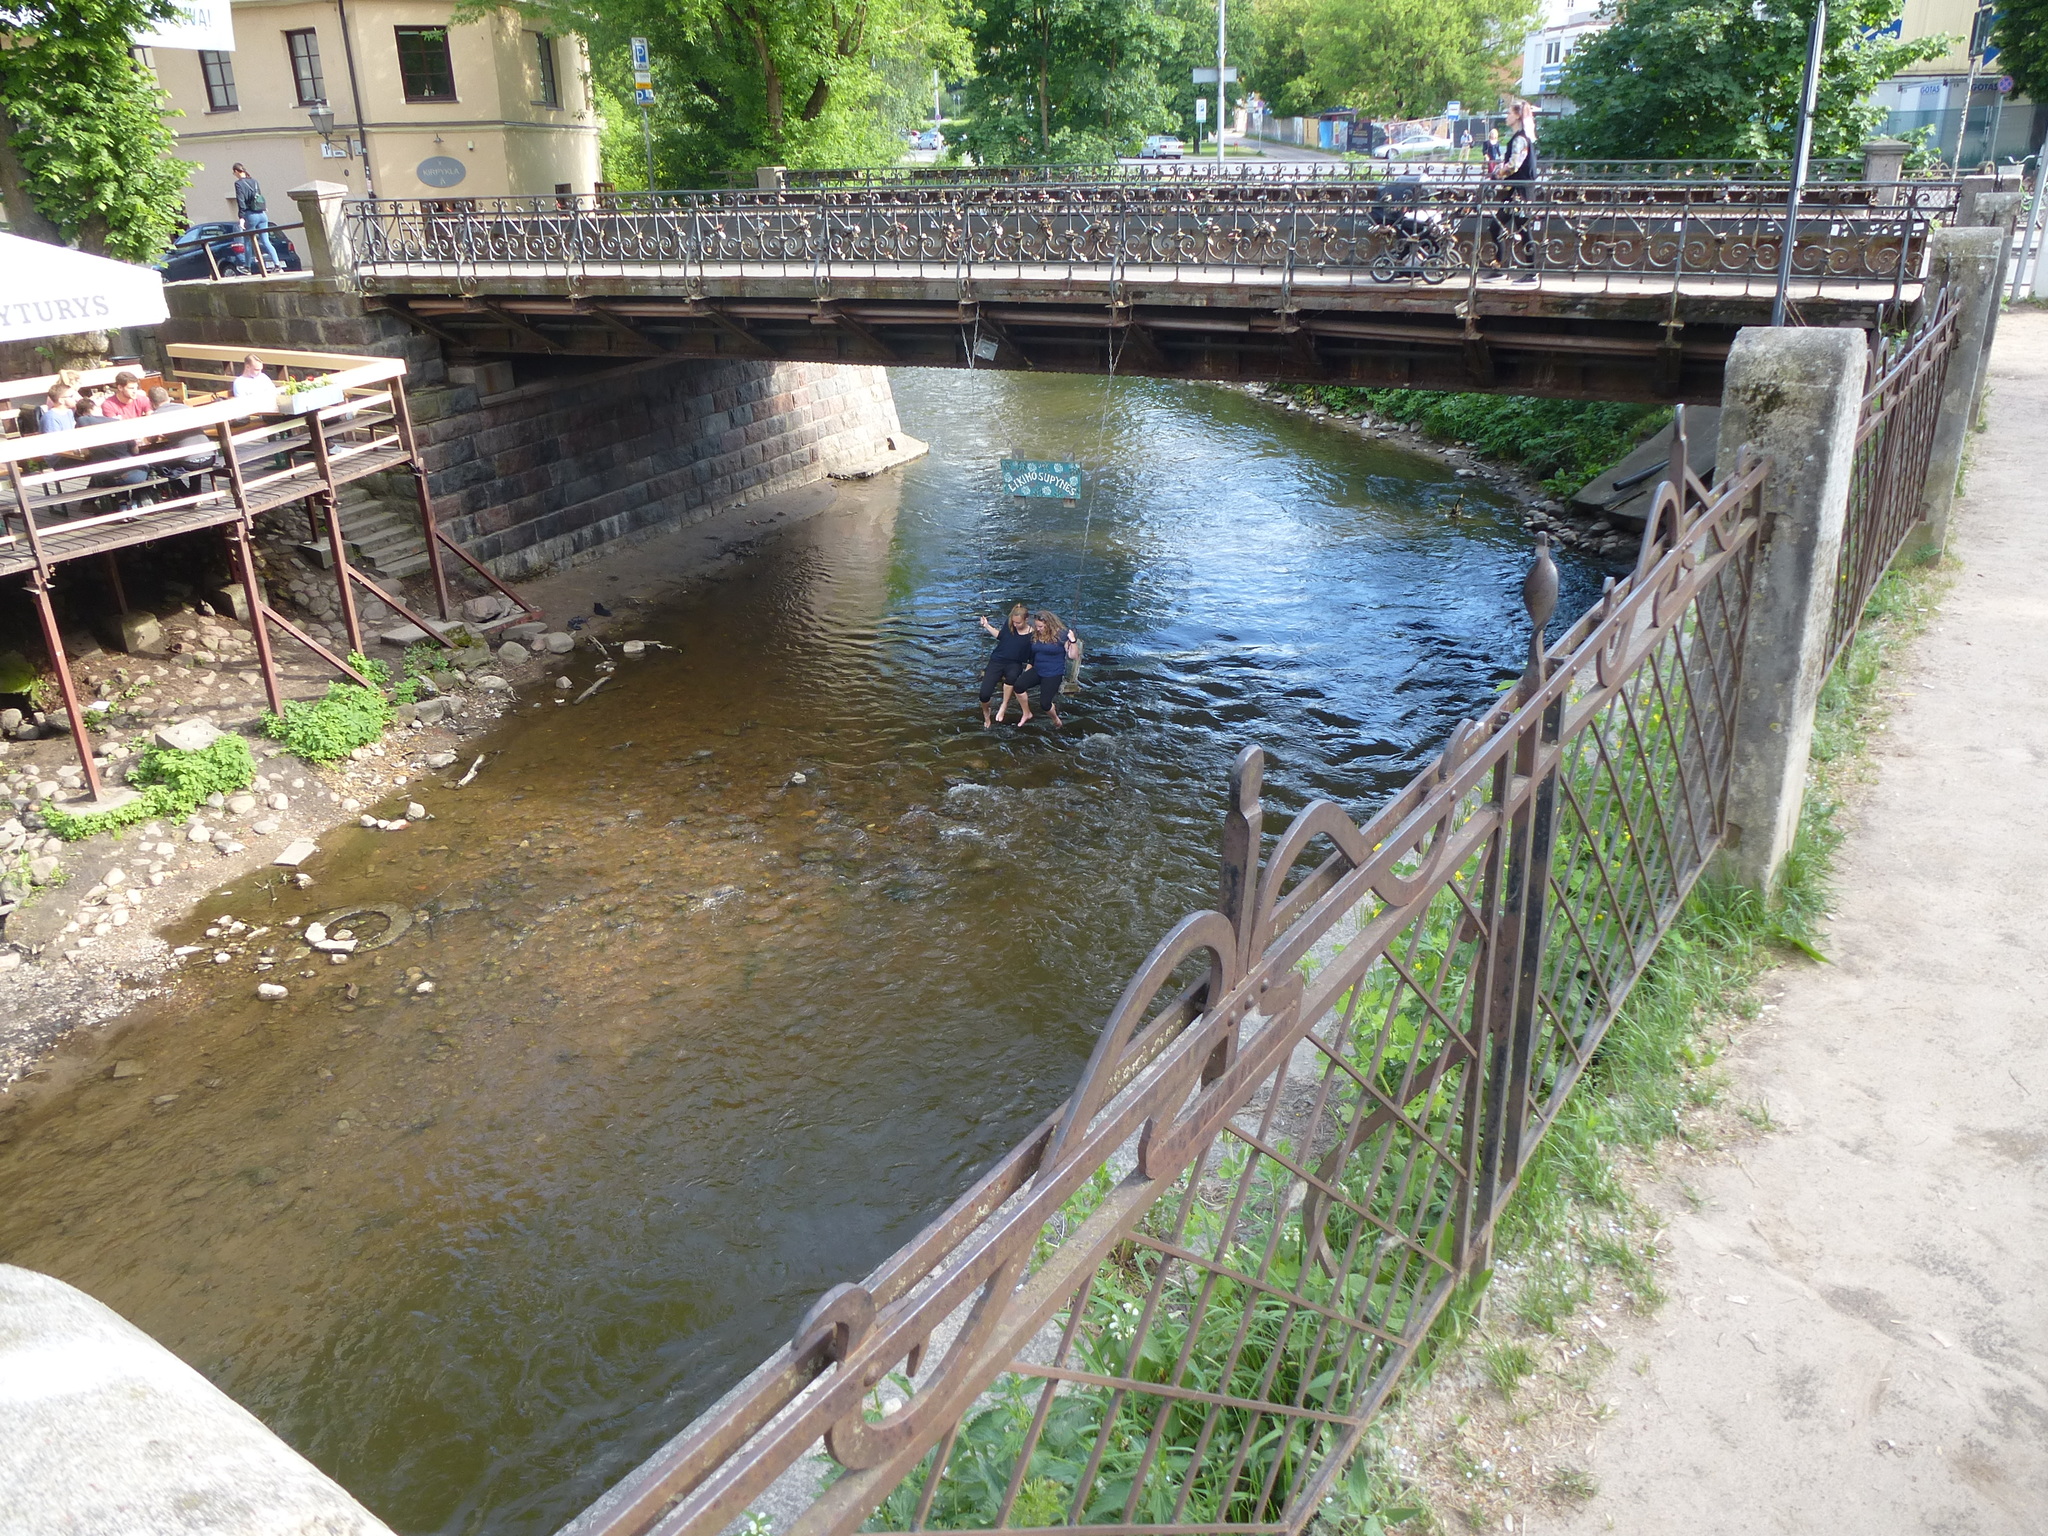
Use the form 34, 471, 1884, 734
498, 642, 529, 667
414, 697, 450, 723
27, 856, 60, 885
476, 674, 510, 691
542, 632, 574, 654
227, 793, 258, 815
274, 839, 318, 868
267, 792, 289, 811
154, 719, 223, 753
425, 750, 458, 769
504, 621, 548, 642
257, 982, 288, 1000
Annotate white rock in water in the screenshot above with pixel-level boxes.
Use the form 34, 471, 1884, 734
213, 951, 232, 964
543, 632, 574, 654
305, 922, 327, 943
555, 676, 572, 690
426, 751, 458, 769
257, 982, 288, 1000
789, 772, 807, 785
415, 980, 436, 995
406, 802, 426, 820
621, 640, 646, 658
274, 838, 318, 868
360, 815, 379, 828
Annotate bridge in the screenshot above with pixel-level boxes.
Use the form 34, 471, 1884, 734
335, 171, 1966, 404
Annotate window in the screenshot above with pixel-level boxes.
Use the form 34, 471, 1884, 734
200, 49, 238, 111
395, 26, 456, 102
286, 29, 326, 107
531, 31, 560, 107
1544, 39, 1561, 63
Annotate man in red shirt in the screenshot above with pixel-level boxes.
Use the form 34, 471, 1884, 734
99, 371, 154, 421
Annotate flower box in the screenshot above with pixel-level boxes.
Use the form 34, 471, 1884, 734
278, 383, 345, 414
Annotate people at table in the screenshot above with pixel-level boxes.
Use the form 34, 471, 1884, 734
147, 386, 218, 494
36, 380, 80, 435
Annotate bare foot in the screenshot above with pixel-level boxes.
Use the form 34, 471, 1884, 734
981, 708, 993, 728
1048, 709, 1063, 729
1018, 709, 1033, 725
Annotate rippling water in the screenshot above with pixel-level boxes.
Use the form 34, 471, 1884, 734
0, 371, 1601, 1534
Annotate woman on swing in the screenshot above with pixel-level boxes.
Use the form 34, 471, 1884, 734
1010, 610, 1082, 728
977, 603, 1035, 728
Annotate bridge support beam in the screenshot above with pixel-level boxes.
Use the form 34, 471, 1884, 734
1712, 326, 1865, 894
1905, 227, 2002, 561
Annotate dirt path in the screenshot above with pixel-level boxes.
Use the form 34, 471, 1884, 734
1541, 312, 2048, 1531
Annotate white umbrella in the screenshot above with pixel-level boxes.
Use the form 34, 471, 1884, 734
0, 233, 169, 344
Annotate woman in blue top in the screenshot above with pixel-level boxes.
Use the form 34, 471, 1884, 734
978, 603, 1035, 727
1012, 609, 1081, 727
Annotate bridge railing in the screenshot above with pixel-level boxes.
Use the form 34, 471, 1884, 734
559, 420, 1772, 1536
346, 180, 1947, 303
760, 157, 1877, 189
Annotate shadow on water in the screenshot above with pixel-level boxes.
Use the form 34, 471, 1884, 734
0, 370, 1604, 1534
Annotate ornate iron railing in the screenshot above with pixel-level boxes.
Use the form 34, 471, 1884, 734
765, 158, 1875, 190
1826, 290, 1960, 673
346, 182, 1946, 299
560, 416, 1769, 1536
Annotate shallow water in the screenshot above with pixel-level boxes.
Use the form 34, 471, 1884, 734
0, 371, 1601, 1534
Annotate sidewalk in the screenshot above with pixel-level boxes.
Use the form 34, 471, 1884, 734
1545, 312, 2048, 1530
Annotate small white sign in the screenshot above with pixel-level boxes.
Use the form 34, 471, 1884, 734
630, 36, 651, 70
135, 0, 235, 51
1195, 96, 1208, 121
1446, 100, 1462, 118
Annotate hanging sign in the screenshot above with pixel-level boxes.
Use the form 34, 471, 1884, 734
134, 0, 235, 51
1001, 459, 1081, 499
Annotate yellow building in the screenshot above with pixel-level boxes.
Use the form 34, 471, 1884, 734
151, 0, 601, 222
1874, 0, 2042, 162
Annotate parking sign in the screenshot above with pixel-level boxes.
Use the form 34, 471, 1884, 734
630, 36, 650, 70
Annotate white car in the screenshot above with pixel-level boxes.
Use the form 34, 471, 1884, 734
1374, 133, 1455, 161
1140, 135, 1185, 160
915, 129, 944, 150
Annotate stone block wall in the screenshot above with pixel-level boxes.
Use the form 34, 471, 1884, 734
152, 279, 907, 579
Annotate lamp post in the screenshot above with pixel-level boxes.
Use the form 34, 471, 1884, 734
1771, 0, 1826, 327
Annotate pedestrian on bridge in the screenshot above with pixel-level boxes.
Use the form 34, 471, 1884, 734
232, 164, 279, 272
1489, 101, 1539, 281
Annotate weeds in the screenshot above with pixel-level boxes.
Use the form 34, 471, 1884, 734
42, 735, 256, 840
262, 681, 391, 762
1480, 1340, 1536, 1400
1547, 1467, 1598, 1500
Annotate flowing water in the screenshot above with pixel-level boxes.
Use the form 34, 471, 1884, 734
0, 371, 1603, 1534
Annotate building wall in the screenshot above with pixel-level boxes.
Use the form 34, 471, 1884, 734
149, 279, 912, 578
153, 0, 601, 222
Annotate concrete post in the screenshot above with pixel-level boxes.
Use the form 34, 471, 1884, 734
0, 1265, 397, 1534
755, 165, 787, 192
1905, 226, 2003, 561
287, 179, 354, 279
1713, 326, 1867, 893
1862, 138, 1908, 200
1959, 189, 2023, 405
1953, 173, 1995, 230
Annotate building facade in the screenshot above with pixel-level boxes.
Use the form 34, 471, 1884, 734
1516, 5, 1607, 118
151, 0, 601, 224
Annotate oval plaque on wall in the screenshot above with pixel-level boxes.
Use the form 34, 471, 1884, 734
417, 155, 467, 188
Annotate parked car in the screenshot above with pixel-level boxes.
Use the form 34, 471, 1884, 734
1140, 135, 1185, 160
1373, 133, 1455, 161
157, 222, 303, 281
915, 129, 944, 150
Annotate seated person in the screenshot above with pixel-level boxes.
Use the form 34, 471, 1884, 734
36, 380, 80, 434
147, 386, 217, 494
99, 371, 154, 421
231, 353, 279, 412
76, 406, 151, 508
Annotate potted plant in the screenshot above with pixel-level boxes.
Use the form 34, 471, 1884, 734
276, 373, 346, 414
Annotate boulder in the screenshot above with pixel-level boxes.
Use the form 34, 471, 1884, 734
542, 632, 574, 655
153, 719, 223, 753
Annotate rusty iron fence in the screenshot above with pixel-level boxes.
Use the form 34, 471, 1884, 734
345, 181, 1947, 306
1825, 290, 1961, 674
561, 417, 1770, 1536
760, 158, 1875, 190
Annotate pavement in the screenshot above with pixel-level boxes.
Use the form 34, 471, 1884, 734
1544, 309, 2048, 1531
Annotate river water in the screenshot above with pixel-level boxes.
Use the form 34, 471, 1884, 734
0, 371, 1602, 1534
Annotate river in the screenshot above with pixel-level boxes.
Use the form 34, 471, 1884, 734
0, 369, 1603, 1534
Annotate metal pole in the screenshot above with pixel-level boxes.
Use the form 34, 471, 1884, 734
333, 0, 376, 198
2011, 126, 2048, 301
1217, 0, 1228, 168
641, 106, 655, 192
1951, 8, 1985, 168
1772, 0, 1826, 327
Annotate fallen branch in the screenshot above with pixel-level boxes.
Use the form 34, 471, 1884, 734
573, 675, 611, 705
455, 755, 484, 788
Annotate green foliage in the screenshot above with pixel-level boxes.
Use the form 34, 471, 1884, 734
1993, 0, 2048, 104
1546, 0, 1951, 162
475, 0, 968, 186
0, 0, 195, 261
42, 734, 254, 840
348, 651, 392, 691
262, 683, 392, 763
1243, 0, 1533, 122
957, 0, 1187, 165
1283, 385, 1669, 498
0, 651, 34, 695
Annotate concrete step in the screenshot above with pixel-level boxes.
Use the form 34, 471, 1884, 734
335, 494, 428, 582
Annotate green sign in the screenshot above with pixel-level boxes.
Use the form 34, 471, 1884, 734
1002, 459, 1082, 498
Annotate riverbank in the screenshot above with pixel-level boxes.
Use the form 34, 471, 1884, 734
0, 466, 908, 1093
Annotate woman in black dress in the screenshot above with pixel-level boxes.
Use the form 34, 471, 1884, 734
978, 603, 1034, 727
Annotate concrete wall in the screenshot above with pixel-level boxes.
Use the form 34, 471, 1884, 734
153, 278, 911, 579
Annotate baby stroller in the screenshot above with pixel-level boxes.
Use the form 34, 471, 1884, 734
1367, 176, 1459, 285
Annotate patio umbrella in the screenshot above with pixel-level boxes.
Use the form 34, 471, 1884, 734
0, 233, 169, 345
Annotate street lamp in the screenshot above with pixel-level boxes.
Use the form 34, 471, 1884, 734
308, 100, 336, 143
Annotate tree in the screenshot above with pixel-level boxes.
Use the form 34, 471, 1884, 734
472, 0, 968, 186
1244, 0, 1317, 118
1991, 0, 2048, 106
0, 0, 193, 261
1546, 0, 1950, 162
956, 0, 1185, 164
1297, 0, 1534, 121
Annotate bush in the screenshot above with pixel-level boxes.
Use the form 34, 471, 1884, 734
42, 734, 256, 841
1282, 386, 1671, 499
262, 682, 392, 763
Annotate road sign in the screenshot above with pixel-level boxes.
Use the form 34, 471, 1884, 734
1001, 459, 1081, 499
1195, 96, 1207, 122
1998, 74, 2015, 93
1191, 67, 1239, 83
634, 86, 656, 105
633, 67, 652, 86
1446, 100, 1462, 119
630, 36, 650, 69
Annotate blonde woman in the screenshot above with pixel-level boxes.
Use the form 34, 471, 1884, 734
1491, 100, 1540, 279
979, 602, 1034, 727
1012, 610, 1081, 727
